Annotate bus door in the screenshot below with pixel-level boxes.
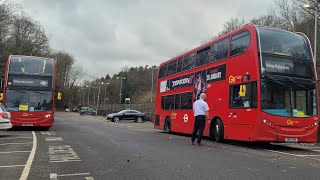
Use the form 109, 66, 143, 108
228, 82, 257, 140
178, 92, 194, 134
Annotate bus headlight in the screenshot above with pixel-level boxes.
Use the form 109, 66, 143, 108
310, 122, 317, 127
45, 114, 51, 118
262, 119, 273, 126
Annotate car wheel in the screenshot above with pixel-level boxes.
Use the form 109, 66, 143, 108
215, 119, 224, 143
80, 113, 84, 116
164, 117, 171, 134
113, 117, 120, 123
136, 117, 143, 123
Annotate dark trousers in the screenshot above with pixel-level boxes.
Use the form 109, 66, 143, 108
191, 115, 206, 143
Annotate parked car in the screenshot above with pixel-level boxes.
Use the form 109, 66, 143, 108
80, 107, 97, 116
106, 109, 145, 123
72, 107, 79, 112
0, 103, 12, 130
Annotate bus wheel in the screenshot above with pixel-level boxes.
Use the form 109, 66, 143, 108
215, 119, 224, 143
164, 117, 171, 134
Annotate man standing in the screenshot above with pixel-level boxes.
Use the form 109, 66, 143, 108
191, 93, 210, 146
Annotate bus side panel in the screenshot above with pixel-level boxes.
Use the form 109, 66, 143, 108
173, 110, 194, 134
204, 81, 230, 137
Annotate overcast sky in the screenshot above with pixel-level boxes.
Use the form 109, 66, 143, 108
15, 0, 274, 78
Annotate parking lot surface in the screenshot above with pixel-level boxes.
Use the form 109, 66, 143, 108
1, 112, 320, 179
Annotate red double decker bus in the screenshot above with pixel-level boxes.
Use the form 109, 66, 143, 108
0, 55, 58, 129
154, 25, 319, 143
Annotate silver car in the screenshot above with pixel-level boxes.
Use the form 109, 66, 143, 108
0, 103, 12, 130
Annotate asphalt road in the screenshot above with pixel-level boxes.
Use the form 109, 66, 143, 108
2, 112, 320, 180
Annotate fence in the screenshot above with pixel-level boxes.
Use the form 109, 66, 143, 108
96, 103, 155, 121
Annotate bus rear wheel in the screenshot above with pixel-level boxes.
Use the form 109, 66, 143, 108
164, 117, 171, 134
214, 119, 224, 143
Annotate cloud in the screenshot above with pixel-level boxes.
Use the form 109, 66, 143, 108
15, 0, 274, 78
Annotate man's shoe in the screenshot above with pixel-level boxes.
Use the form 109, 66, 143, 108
191, 141, 195, 145
197, 142, 203, 146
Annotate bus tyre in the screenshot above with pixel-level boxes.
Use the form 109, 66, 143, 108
164, 117, 171, 134
215, 119, 224, 143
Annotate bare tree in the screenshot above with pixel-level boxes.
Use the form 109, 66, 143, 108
52, 51, 84, 108
219, 18, 246, 36
8, 14, 51, 56
0, 0, 18, 78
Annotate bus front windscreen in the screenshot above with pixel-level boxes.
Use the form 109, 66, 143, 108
261, 76, 317, 117
5, 90, 53, 112
9, 57, 53, 75
258, 27, 311, 60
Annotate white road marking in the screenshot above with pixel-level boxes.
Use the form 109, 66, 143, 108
45, 137, 63, 142
0, 142, 33, 146
49, 145, 81, 162
50, 173, 58, 180
0, 165, 25, 168
19, 131, 37, 180
267, 149, 320, 162
41, 131, 56, 135
58, 173, 90, 177
0, 151, 30, 154
50, 173, 92, 180
307, 149, 320, 152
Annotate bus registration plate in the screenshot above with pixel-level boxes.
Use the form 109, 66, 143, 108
22, 124, 33, 126
285, 138, 298, 142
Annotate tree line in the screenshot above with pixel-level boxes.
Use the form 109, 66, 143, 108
0, 1, 83, 109
79, 66, 157, 109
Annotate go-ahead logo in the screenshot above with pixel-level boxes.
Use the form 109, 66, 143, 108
172, 75, 194, 87
287, 119, 298, 125
228, 75, 242, 83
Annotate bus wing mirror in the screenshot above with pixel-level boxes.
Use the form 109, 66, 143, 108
57, 92, 62, 100
0, 93, 3, 101
239, 85, 246, 97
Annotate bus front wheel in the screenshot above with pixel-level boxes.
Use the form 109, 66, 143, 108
214, 119, 224, 143
164, 117, 171, 134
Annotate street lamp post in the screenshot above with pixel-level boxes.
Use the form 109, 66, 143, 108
82, 87, 85, 106
147, 66, 159, 113
116, 77, 126, 104
304, 2, 319, 65
96, 82, 104, 110
104, 82, 110, 109
86, 85, 90, 107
